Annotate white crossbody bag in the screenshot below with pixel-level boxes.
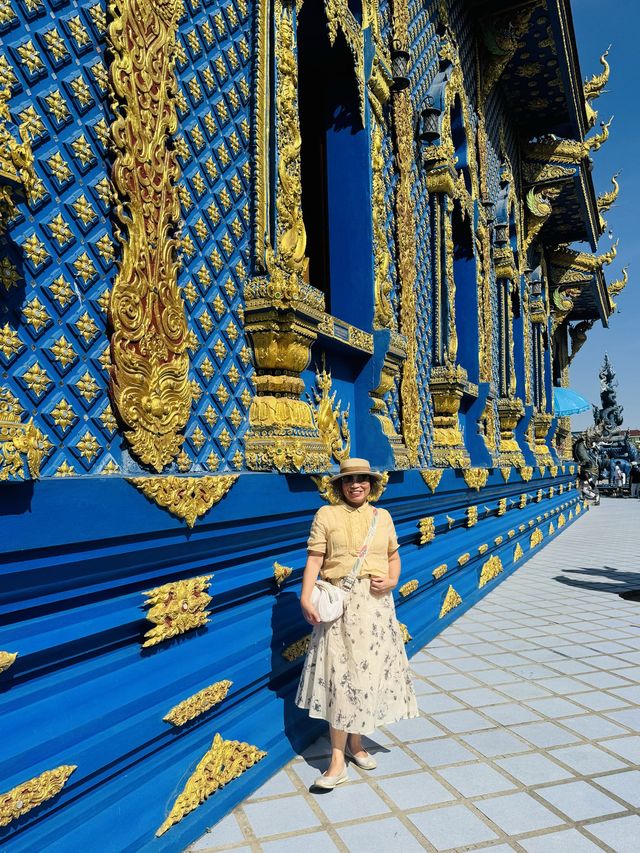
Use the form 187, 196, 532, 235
310, 508, 379, 623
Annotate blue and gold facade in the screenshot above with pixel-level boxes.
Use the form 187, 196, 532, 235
0, 0, 624, 849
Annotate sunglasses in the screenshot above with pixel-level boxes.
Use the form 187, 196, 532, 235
341, 474, 370, 485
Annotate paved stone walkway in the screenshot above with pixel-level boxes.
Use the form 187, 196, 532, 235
189, 498, 640, 853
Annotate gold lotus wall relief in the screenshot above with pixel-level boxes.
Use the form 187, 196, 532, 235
0, 765, 76, 828
108, 0, 192, 472
128, 475, 238, 528
142, 575, 212, 648
156, 734, 266, 836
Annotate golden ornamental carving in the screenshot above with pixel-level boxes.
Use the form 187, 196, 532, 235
478, 543, 489, 554
597, 172, 619, 233
432, 564, 448, 580
164, 681, 233, 727
369, 350, 411, 470
466, 506, 478, 528
0, 651, 17, 675
0, 765, 76, 828
530, 528, 544, 549
497, 498, 507, 516
0, 85, 38, 229
549, 522, 555, 535
507, 529, 516, 538
439, 585, 462, 619
390, 3, 420, 465
399, 580, 419, 597
500, 467, 512, 483
310, 359, 350, 463
142, 575, 212, 648
324, 0, 366, 122
526, 117, 612, 163
519, 493, 528, 508
398, 622, 411, 644
520, 466, 533, 482
524, 185, 562, 252
494, 535, 504, 545
514, 543, 524, 562
128, 476, 238, 528
457, 553, 470, 566
479, 555, 504, 588
282, 634, 311, 661
429, 364, 470, 467
549, 465, 559, 477
371, 117, 394, 329
584, 47, 610, 127
420, 470, 443, 493
418, 516, 435, 545
463, 469, 489, 491
569, 509, 574, 520
608, 267, 628, 310
576, 502, 582, 515
108, 0, 191, 471
273, 562, 293, 586
0, 390, 52, 480
156, 734, 266, 836
479, 4, 538, 100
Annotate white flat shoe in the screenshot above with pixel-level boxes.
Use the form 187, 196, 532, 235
312, 767, 349, 789
346, 747, 377, 770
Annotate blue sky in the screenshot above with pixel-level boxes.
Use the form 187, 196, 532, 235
566, 0, 640, 429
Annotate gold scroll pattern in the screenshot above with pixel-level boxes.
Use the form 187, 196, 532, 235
371, 116, 394, 329
128, 475, 238, 528
463, 469, 489, 491
108, 0, 191, 472
390, 0, 420, 465
164, 680, 233, 727
0, 765, 76, 828
399, 580, 419, 597
0, 388, 52, 480
142, 575, 212, 648
156, 734, 266, 836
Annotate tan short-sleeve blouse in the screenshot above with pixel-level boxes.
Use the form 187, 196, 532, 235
307, 502, 399, 580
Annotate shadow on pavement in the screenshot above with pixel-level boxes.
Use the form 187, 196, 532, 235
554, 565, 640, 594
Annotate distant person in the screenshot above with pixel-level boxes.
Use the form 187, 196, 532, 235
613, 462, 624, 497
630, 463, 640, 499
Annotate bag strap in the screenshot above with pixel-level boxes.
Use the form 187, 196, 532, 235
342, 508, 378, 591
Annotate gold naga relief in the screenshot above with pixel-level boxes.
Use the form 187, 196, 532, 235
309, 359, 350, 463
0, 765, 76, 828
164, 680, 233, 727
108, 0, 192, 472
479, 555, 503, 588
156, 734, 266, 836
142, 575, 212, 648
128, 475, 238, 528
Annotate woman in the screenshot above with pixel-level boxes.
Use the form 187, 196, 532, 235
295, 458, 418, 789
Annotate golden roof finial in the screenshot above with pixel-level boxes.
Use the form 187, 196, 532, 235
597, 173, 620, 212
597, 238, 618, 267
584, 47, 611, 127
608, 266, 628, 301
588, 116, 613, 153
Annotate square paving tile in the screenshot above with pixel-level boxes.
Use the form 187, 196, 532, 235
382, 715, 446, 742
584, 814, 640, 852
571, 690, 631, 712
416, 693, 465, 714
471, 669, 519, 686
596, 735, 640, 763
408, 737, 478, 767
408, 803, 498, 850
519, 828, 604, 852
453, 687, 510, 707
576, 671, 632, 689
510, 721, 581, 748
437, 762, 516, 797
550, 743, 628, 775
497, 682, 553, 701
337, 817, 426, 853
481, 704, 542, 726
261, 832, 339, 853
431, 709, 496, 734
427, 673, 481, 691
495, 753, 574, 786
362, 746, 422, 777
535, 780, 627, 822
559, 714, 630, 740
376, 771, 456, 810
473, 791, 564, 835
315, 781, 390, 823
461, 729, 531, 758
247, 771, 298, 799
243, 795, 321, 838
524, 696, 588, 718
604, 707, 640, 730
593, 770, 640, 807
411, 661, 457, 678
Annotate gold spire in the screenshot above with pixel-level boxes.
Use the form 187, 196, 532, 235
584, 47, 610, 127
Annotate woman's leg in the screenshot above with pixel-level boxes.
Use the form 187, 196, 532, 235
326, 726, 348, 776
347, 733, 369, 758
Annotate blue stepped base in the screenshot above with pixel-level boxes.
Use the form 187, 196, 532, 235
0, 466, 585, 852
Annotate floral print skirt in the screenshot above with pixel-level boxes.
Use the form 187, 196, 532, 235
295, 576, 418, 734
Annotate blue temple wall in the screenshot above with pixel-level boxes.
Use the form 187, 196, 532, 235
0, 0, 591, 849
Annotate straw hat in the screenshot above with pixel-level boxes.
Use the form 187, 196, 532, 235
329, 458, 383, 484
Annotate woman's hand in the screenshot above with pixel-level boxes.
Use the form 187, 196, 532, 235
301, 598, 321, 625
370, 575, 397, 596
